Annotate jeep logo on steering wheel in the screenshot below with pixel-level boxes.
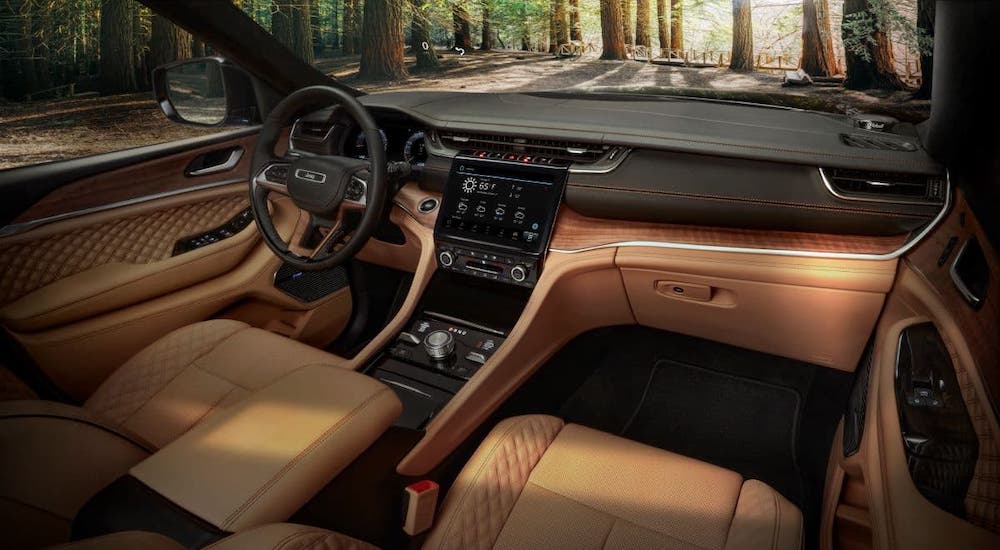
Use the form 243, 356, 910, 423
295, 168, 326, 184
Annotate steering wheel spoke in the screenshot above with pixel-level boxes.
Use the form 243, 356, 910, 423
252, 161, 291, 196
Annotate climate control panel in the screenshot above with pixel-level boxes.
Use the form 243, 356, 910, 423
435, 243, 538, 287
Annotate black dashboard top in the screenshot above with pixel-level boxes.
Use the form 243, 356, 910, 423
360, 91, 942, 175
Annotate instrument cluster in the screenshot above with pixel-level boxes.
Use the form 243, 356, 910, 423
342, 123, 428, 166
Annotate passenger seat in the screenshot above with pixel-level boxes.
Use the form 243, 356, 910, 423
424, 415, 802, 550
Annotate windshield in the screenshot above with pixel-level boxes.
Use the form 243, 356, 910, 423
253, 0, 932, 121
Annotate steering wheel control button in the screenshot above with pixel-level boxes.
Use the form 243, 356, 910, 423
398, 332, 421, 346
424, 330, 455, 360
418, 198, 438, 213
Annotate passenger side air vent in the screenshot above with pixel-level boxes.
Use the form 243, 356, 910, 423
840, 133, 919, 152
439, 131, 610, 164
822, 168, 946, 204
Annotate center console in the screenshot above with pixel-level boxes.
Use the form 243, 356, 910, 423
367, 153, 567, 429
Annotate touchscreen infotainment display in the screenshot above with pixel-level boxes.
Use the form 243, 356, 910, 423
436, 158, 566, 255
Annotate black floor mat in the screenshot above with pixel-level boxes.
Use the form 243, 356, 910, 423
563, 358, 803, 502
500, 325, 854, 550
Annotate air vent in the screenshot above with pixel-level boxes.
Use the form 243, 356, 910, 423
439, 131, 610, 164
841, 133, 918, 152
823, 168, 946, 204
293, 120, 334, 141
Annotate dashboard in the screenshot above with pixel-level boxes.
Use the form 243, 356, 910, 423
289, 91, 948, 267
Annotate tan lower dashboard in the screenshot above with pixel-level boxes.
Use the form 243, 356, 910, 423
387, 182, 900, 475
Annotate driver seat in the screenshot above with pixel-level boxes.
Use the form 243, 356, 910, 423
0, 319, 349, 549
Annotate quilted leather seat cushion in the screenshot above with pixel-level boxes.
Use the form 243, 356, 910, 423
84, 319, 349, 448
424, 415, 803, 550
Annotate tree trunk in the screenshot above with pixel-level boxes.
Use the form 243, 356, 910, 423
801, 0, 838, 76
914, 0, 934, 98
656, 0, 669, 56
359, 0, 406, 80
100, 0, 137, 94
548, 1, 556, 53
342, 0, 359, 55
330, 0, 340, 49
729, 0, 752, 71
192, 40, 205, 57
410, 0, 440, 68
669, 0, 682, 55
132, 3, 150, 90
599, 0, 627, 60
273, 0, 314, 63
554, 0, 569, 48
453, 4, 472, 50
149, 14, 191, 71
842, 0, 905, 90
635, 0, 651, 49
569, 0, 582, 41
480, 0, 492, 50
311, 0, 323, 55
622, 0, 633, 48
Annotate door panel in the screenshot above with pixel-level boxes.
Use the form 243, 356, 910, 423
820, 190, 1000, 549
0, 131, 354, 400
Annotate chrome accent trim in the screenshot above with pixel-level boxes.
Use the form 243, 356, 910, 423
379, 378, 433, 398
949, 239, 983, 307
818, 166, 947, 206
0, 178, 245, 237
550, 171, 952, 261
568, 147, 631, 174
186, 148, 244, 176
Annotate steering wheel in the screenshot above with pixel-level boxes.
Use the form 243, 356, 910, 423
248, 86, 388, 271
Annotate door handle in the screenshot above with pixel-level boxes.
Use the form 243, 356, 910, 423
185, 146, 244, 177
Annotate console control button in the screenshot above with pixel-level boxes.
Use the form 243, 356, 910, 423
398, 332, 421, 345
465, 352, 487, 365
438, 250, 455, 267
424, 330, 455, 360
510, 264, 528, 282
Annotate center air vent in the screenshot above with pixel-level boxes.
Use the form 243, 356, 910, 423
822, 168, 946, 204
841, 133, 918, 152
439, 131, 610, 164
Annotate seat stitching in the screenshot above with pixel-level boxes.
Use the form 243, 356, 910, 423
221, 387, 393, 529
203, 529, 302, 550
117, 325, 249, 427
428, 417, 562, 550
275, 532, 325, 550
0, 410, 156, 453
184, 385, 241, 428
526, 480, 717, 550
599, 518, 617, 550
770, 488, 781, 550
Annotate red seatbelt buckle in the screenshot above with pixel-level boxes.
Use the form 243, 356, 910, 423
403, 479, 439, 536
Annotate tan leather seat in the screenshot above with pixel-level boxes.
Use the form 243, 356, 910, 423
0, 319, 351, 549
425, 415, 803, 550
48, 523, 377, 550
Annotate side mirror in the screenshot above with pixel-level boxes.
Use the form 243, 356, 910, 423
153, 57, 261, 126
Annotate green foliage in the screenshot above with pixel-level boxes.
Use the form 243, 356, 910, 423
843, 0, 932, 62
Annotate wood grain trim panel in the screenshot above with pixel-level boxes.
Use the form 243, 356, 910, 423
549, 206, 910, 255
13, 133, 259, 224
903, 190, 1000, 419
